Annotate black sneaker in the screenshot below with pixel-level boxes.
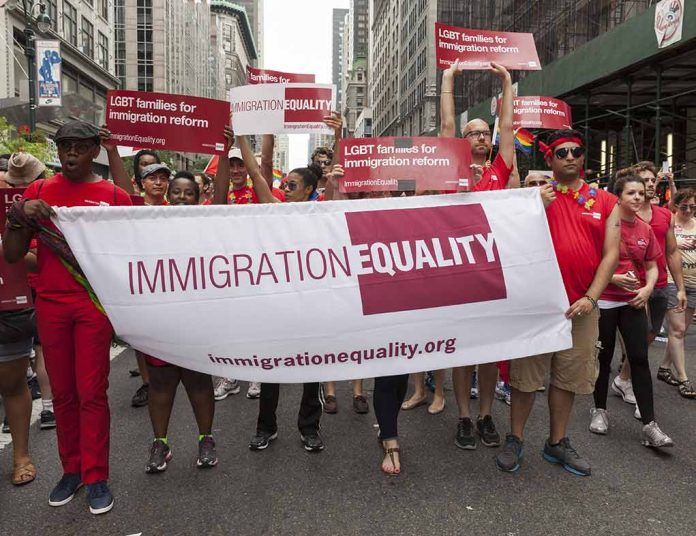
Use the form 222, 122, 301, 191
27, 376, 41, 400
48, 473, 83, 507
40, 410, 56, 430
131, 384, 149, 408
455, 417, 476, 450
476, 415, 501, 447
145, 439, 172, 473
300, 431, 325, 452
542, 437, 591, 476
2, 417, 9, 433
496, 434, 524, 472
197, 436, 218, 468
86, 480, 114, 515
249, 430, 278, 450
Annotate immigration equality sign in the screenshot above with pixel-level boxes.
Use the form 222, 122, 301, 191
55, 189, 571, 383
0, 188, 32, 310
436, 23, 541, 71
229, 83, 336, 135
105, 90, 229, 155
36, 40, 62, 107
246, 66, 316, 84
339, 137, 473, 193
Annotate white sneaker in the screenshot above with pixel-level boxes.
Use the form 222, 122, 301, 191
641, 421, 674, 448
213, 378, 240, 401
611, 376, 636, 405
589, 408, 609, 434
634, 405, 641, 420
246, 382, 261, 399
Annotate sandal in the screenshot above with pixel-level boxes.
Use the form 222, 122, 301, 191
400, 394, 427, 411
11, 462, 36, 486
381, 445, 401, 476
678, 380, 696, 399
657, 367, 680, 386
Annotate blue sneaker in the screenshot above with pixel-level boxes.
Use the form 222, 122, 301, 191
86, 481, 114, 515
542, 437, 591, 476
48, 473, 83, 507
496, 434, 523, 472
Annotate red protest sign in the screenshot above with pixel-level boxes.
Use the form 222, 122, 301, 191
339, 137, 473, 193
0, 188, 25, 232
0, 187, 32, 310
498, 96, 573, 130
246, 66, 315, 84
436, 23, 541, 71
106, 90, 229, 155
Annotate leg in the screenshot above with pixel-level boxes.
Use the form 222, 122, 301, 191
510, 388, 535, 440
508, 353, 550, 441
617, 307, 654, 424
401, 372, 426, 409
593, 307, 619, 410
256, 383, 279, 434
548, 385, 575, 443
136, 351, 150, 386
374, 374, 408, 474
298, 383, 322, 435
618, 334, 631, 381
428, 369, 446, 413
0, 357, 32, 470
146, 364, 181, 438
324, 381, 336, 398
33, 345, 53, 407
180, 369, 215, 435
452, 366, 472, 418
352, 379, 363, 397
665, 307, 694, 382
478, 362, 498, 417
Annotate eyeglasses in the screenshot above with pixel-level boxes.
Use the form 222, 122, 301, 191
554, 146, 585, 159
284, 182, 299, 191
315, 159, 332, 167
465, 130, 492, 139
678, 204, 696, 211
526, 180, 549, 187
56, 140, 97, 154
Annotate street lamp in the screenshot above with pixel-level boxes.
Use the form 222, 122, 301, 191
5, 1, 52, 136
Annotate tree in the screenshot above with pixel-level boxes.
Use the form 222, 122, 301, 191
0, 117, 54, 163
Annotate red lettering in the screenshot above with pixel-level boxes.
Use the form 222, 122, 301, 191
169, 257, 198, 292
233, 254, 255, 286
137, 259, 165, 294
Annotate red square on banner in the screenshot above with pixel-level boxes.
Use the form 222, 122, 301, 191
345, 205, 507, 315
284, 87, 333, 123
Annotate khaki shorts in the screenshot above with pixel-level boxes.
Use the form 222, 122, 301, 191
510, 308, 600, 395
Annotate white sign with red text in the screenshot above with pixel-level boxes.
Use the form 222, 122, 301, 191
229, 83, 336, 135
54, 189, 571, 383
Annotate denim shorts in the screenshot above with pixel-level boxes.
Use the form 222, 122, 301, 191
0, 338, 33, 363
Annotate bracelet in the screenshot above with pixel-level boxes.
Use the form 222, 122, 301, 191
584, 295, 598, 309
5, 220, 24, 231
441, 90, 453, 94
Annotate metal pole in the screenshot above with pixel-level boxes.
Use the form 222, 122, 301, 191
655, 66, 662, 164
624, 78, 632, 168
22, 0, 37, 137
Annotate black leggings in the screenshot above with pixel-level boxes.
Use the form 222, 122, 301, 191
373, 374, 409, 440
594, 305, 654, 424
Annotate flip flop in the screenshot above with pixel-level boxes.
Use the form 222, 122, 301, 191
401, 396, 427, 410
11, 462, 36, 486
381, 446, 401, 476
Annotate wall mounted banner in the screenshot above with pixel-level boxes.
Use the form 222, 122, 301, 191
502, 96, 573, 130
655, 0, 684, 48
436, 23, 541, 71
54, 189, 571, 383
106, 90, 229, 155
0, 187, 32, 310
339, 137, 473, 193
36, 40, 62, 107
229, 83, 336, 135
246, 66, 316, 84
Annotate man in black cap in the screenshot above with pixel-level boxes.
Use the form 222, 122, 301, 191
3, 120, 132, 515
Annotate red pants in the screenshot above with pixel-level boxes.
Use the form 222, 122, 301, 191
36, 295, 113, 484
497, 360, 510, 384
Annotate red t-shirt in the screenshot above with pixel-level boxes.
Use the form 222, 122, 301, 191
472, 153, 513, 192
601, 217, 662, 302
228, 185, 285, 204
546, 182, 617, 304
23, 174, 132, 300
638, 205, 671, 289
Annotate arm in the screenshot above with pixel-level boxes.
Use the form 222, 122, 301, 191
260, 134, 275, 189
629, 260, 658, 308
99, 127, 133, 194
324, 112, 342, 166
213, 127, 233, 205
665, 220, 687, 311
439, 59, 459, 138
491, 62, 514, 169
507, 152, 520, 189
2, 200, 54, 263
239, 135, 280, 204
566, 204, 621, 318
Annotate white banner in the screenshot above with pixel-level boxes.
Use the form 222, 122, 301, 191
54, 189, 571, 383
229, 83, 336, 135
35, 40, 62, 107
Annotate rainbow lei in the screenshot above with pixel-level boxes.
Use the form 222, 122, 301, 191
552, 180, 599, 210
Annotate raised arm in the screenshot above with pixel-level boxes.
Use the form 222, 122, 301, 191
439, 59, 459, 138
213, 126, 233, 205
491, 62, 514, 169
99, 127, 133, 193
238, 134, 280, 204
324, 112, 343, 167
260, 134, 275, 188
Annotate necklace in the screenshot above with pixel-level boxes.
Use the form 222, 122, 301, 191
552, 180, 599, 210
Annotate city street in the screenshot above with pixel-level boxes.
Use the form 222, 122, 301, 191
1, 339, 695, 536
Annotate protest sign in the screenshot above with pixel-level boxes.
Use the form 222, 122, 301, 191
229, 83, 336, 135
339, 137, 473, 193
0, 187, 32, 310
436, 23, 541, 71
246, 66, 316, 84
106, 90, 229, 155
504, 96, 573, 130
0, 188, 25, 229
55, 189, 571, 383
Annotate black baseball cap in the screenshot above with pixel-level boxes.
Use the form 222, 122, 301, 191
54, 120, 100, 143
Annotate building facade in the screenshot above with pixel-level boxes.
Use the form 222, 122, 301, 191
332, 8, 348, 109
340, 0, 369, 137
273, 134, 289, 173
233, 0, 264, 66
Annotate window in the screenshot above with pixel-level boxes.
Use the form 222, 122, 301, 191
97, 32, 108, 70
99, 0, 109, 21
64, 2, 77, 46
44, 0, 57, 31
137, 0, 153, 91
81, 17, 94, 58
114, 0, 126, 85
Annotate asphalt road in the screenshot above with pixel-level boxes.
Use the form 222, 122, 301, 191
1, 338, 695, 536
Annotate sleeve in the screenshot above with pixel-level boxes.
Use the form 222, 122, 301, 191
114, 186, 133, 206
646, 227, 662, 261
491, 153, 513, 187
600, 191, 618, 218
473, 153, 512, 192
22, 180, 41, 200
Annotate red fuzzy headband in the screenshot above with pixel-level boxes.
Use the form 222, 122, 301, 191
538, 137, 584, 159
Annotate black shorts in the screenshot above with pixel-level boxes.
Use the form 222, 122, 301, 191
647, 286, 669, 335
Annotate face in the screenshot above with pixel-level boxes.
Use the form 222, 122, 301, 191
142, 170, 169, 199
619, 180, 645, 213
57, 139, 100, 180
524, 174, 549, 188
168, 178, 198, 206
312, 153, 332, 177
546, 142, 585, 180
282, 172, 312, 202
638, 170, 658, 200
677, 197, 696, 217
138, 154, 158, 175
229, 158, 247, 189
463, 119, 492, 156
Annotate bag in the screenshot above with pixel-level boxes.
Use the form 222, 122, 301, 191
0, 308, 36, 344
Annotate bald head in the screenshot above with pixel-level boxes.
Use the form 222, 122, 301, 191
524, 173, 550, 188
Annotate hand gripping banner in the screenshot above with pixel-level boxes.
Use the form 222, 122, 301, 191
54, 189, 571, 383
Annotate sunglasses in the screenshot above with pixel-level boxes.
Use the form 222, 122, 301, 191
554, 146, 585, 159
285, 182, 299, 191
316, 159, 332, 167
465, 130, 492, 139
57, 140, 97, 154
678, 204, 696, 211
526, 180, 549, 187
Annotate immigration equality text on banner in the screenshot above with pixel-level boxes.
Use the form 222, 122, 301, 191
436, 23, 541, 71
0, 187, 32, 310
54, 189, 571, 383
106, 90, 229, 155
339, 137, 473, 193
501, 96, 573, 131
36, 40, 62, 107
229, 83, 336, 135
246, 66, 316, 84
